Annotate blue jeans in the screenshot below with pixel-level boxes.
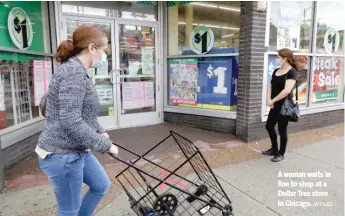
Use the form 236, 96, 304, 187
39, 152, 111, 216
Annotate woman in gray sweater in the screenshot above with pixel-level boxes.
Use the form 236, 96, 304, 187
36, 24, 119, 216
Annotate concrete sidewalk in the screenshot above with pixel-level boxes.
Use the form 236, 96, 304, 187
0, 124, 343, 216
3, 123, 236, 192
96, 137, 344, 216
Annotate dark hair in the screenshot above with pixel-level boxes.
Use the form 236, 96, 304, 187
278, 48, 297, 70
56, 24, 108, 63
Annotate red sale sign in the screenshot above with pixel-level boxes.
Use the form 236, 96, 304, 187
313, 57, 341, 92
313, 57, 342, 101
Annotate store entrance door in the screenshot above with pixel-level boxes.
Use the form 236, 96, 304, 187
115, 20, 160, 128
60, 16, 161, 129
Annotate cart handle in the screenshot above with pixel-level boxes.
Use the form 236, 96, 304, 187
108, 152, 130, 165
110, 142, 143, 158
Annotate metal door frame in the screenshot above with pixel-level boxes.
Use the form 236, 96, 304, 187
60, 15, 119, 130
114, 19, 162, 128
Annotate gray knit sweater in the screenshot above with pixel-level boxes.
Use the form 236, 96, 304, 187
37, 57, 112, 153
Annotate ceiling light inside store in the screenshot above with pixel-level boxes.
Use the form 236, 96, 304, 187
178, 22, 239, 31
191, 2, 217, 8
197, 23, 220, 28
191, 2, 240, 12
222, 34, 234, 38
219, 6, 241, 12
221, 26, 240, 30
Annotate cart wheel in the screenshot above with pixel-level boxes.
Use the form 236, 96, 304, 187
222, 204, 233, 216
153, 193, 178, 215
186, 184, 208, 203
139, 206, 159, 216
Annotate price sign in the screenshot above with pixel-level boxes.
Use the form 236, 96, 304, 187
206, 65, 227, 94
8, 7, 33, 50
277, 26, 300, 51
189, 26, 214, 55
324, 28, 340, 54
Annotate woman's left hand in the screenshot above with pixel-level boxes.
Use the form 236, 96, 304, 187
102, 132, 109, 139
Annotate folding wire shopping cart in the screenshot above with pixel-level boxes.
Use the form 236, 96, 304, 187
109, 130, 234, 216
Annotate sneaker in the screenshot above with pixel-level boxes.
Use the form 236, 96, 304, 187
262, 148, 277, 156
271, 154, 284, 162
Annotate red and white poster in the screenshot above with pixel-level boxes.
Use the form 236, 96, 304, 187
33, 60, 52, 106
313, 57, 342, 102
122, 81, 154, 110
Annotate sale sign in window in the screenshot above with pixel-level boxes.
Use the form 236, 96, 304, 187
313, 57, 343, 102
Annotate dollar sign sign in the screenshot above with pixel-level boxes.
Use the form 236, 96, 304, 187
327, 32, 336, 52
13, 17, 21, 33
194, 33, 201, 44
328, 34, 332, 43
207, 65, 213, 78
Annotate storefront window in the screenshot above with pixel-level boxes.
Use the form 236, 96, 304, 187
0, 56, 52, 130
61, 1, 158, 21
167, 2, 240, 111
269, 1, 313, 53
266, 55, 310, 110
312, 57, 344, 105
169, 56, 238, 111
316, 1, 344, 55
265, 1, 345, 115
0, 1, 53, 129
168, 1, 240, 56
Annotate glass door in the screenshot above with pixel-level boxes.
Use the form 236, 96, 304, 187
61, 16, 117, 130
115, 20, 161, 128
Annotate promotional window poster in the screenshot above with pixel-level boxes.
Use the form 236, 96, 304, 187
312, 57, 343, 103
169, 58, 199, 105
197, 56, 237, 110
170, 56, 238, 111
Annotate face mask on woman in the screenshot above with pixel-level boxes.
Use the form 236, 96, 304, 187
91, 46, 107, 68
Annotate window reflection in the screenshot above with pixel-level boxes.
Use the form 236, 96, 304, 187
269, 1, 313, 52
316, 1, 344, 54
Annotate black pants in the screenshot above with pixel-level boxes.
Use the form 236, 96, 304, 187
266, 106, 289, 156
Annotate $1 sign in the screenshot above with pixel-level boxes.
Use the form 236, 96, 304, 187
207, 65, 228, 94
189, 26, 214, 55
324, 28, 340, 54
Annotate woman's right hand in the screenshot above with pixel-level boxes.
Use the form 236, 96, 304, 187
108, 144, 119, 155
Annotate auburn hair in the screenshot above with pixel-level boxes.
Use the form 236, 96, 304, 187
278, 48, 298, 70
56, 24, 108, 63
